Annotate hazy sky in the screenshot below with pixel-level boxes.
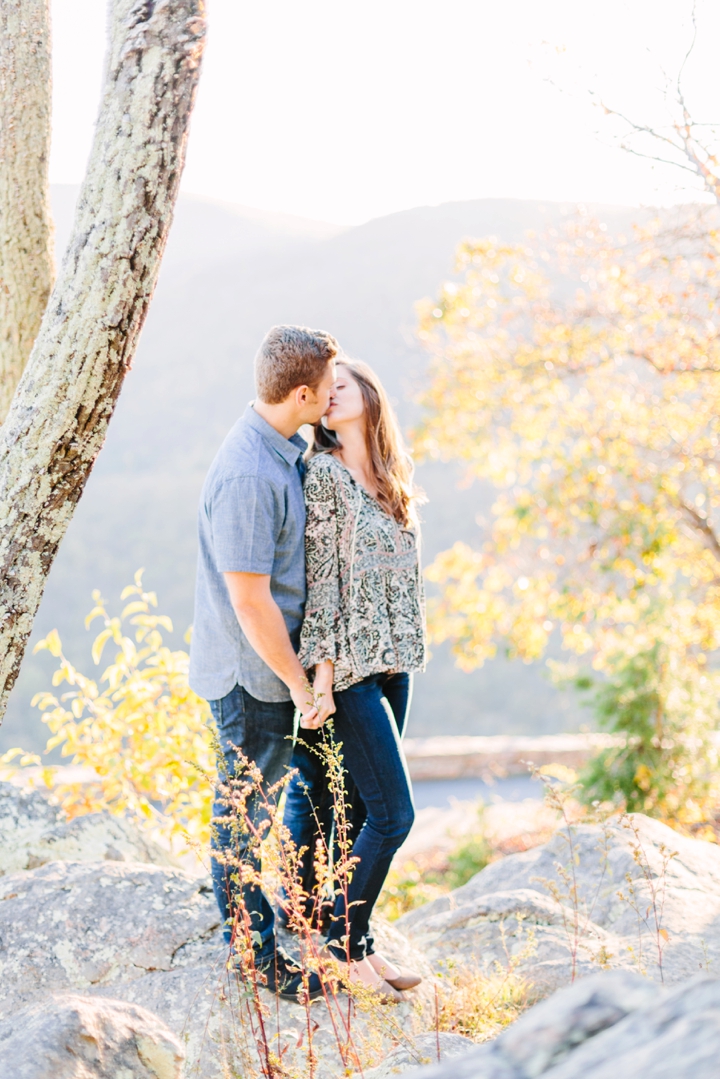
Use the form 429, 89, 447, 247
50, 0, 719, 225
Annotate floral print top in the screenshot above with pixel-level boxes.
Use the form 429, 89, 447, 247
298, 452, 426, 692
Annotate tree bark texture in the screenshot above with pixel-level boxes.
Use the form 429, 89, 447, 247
0, 0, 54, 423
0, 0, 206, 720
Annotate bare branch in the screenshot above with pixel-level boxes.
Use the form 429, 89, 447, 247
678, 499, 720, 563
616, 144, 701, 178
676, 1, 698, 102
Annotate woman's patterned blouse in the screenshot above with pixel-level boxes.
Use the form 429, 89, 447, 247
298, 452, 426, 692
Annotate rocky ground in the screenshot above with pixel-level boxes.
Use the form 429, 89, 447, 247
378, 970, 720, 1078
0, 781, 434, 1078
1, 780, 720, 1077
397, 811, 720, 989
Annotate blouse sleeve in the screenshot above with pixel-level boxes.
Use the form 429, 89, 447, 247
298, 460, 350, 671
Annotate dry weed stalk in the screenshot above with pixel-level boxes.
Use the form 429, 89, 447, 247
206, 728, 425, 1078
530, 765, 613, 981
528, 766, 681, 987
616, 815, 677, 983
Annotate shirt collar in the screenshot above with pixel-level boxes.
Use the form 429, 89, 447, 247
242, 403, 308, 466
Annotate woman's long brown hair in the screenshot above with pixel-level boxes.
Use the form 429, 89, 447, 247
311, 359, 419, 526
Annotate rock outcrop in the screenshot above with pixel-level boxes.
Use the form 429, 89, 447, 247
0, 859, 220, 1009
0, 994, 184, 1079
0, 789, 433, 1077
398, 813, 720, 989
0, 781, 173, 874
3, 783, 720, 1078
388, 970, 720, 1078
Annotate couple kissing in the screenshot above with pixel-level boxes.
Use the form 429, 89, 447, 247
189, 325, 426, 1004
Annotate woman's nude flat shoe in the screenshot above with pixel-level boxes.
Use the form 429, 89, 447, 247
368, 955, 423, 991
385, 968, 423, 991
320, 949, 405, 1004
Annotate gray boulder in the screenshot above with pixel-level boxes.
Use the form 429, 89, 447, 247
398, 813, 720, 988
0, 781, 173, 874
0, 860, 220, 1014
389, 970, 720, 1079
0, 858, 432, 1077
0, 993, 184, 1079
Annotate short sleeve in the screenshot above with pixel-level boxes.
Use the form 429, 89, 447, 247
208, 476, 280, 574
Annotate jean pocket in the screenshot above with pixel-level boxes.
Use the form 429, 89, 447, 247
239, 688, 294, 739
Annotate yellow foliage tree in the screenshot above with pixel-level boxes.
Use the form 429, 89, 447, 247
415, 212, 720, 821
17, 573, 214, 847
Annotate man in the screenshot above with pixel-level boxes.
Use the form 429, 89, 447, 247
189, 324, 338, 1001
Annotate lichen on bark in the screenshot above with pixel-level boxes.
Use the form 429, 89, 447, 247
0, 0, 54, 423
0, 0, 207, 720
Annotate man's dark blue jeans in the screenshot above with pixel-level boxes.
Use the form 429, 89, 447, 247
209, 683, 294, 962
283, 672, 414, 960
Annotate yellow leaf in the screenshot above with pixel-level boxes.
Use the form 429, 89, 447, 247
34, 629, 62, 657
40, 767, 57, 788
121, 601, 148, 619
92, 628, 114, 666
84, 606, 106, 629
31, 692, 58, 710
18, 752, 41, 767
658, 928, 670, 942
0, 747, 25, 764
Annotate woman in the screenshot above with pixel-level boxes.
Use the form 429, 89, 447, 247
284, 358, 426, 1002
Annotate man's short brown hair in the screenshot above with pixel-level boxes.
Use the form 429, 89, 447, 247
254, 325, 339, 404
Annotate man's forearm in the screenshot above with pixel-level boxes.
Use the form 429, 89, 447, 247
233, 595, 310, 699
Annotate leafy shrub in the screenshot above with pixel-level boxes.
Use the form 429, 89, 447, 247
24, 573, 214, 848
573, 645, 720, 825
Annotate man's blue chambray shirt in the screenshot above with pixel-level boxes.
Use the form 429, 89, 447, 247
189, 404, 308, 703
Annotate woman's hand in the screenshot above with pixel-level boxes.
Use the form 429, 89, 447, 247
300, 660, 336, 729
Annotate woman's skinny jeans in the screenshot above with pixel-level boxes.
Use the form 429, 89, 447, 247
283, 672, 415, 960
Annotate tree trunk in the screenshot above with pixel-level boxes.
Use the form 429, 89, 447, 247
0, 0, 54, 423
0, 0, 206, 720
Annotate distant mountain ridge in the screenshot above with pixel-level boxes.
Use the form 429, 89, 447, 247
2, 188, 642, 751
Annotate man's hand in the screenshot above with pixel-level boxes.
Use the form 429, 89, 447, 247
223, 570, 318, 725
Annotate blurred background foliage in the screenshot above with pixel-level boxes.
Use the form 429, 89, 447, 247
415, 210, 720, 821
